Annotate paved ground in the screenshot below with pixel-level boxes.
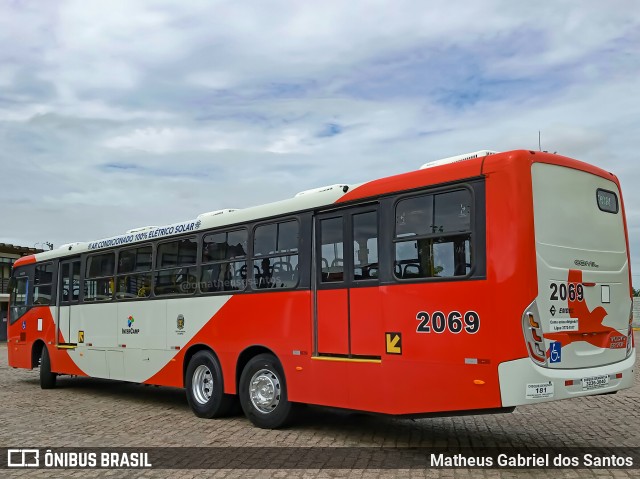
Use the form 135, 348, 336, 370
1, 334, 639, 478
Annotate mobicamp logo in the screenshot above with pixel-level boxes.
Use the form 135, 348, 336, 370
122, 315, 140, 335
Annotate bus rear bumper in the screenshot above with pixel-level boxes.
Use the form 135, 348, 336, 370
498, 349, 636, 407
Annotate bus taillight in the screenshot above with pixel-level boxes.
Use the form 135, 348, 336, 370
626, 305, 634, 359
523, 303, 546, 366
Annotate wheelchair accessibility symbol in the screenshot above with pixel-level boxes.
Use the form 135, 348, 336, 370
549, 341, 562, 364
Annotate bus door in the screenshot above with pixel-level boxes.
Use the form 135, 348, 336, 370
314, 206, 382, 357
58, 258, 81, 344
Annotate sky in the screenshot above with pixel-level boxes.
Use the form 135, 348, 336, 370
1, 1, 639, 283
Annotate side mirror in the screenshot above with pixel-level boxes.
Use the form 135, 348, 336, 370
7, 276, 16, 293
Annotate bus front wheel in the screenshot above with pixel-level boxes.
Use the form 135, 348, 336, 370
40, 346, 57, 389
239, 353, 297, 429
185, 350, 235, 418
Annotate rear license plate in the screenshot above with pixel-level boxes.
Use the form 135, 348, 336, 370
581, 374, 610, 391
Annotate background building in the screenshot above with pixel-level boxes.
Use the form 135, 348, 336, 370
0, 243, 43, 341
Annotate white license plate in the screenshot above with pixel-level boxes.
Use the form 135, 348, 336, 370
581, 374, 610, 390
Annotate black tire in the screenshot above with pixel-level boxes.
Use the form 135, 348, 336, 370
40, 346, 57, 389
185, 350, 235, 418
239, 353, 297, 429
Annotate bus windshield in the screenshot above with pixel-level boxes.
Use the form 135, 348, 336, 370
9, 276, 29, 324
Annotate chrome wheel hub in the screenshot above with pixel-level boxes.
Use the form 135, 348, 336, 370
192, 365, 213, 405
249, 369, 281, 414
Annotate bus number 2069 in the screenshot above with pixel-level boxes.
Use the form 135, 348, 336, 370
416, 311, 480, 334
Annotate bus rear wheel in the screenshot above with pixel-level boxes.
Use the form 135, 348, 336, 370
40, 346, 57, 389
185, 350, 235, 418
239, 353, 297, 429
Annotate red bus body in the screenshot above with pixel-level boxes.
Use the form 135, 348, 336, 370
7, 150, 635, 421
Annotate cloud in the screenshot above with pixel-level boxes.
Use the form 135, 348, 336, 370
1, 1, 640, 281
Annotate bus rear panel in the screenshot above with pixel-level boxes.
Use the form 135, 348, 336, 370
499, 159, 635, 406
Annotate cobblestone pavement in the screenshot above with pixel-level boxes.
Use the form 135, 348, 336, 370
1, 334, 639, 478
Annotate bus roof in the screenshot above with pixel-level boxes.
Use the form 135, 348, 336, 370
17, 183, 359, 266
14, 149, 616, 267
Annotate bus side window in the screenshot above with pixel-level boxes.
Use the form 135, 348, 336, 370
116, 245, 152, 299
319, 217, 344, 283
155, 238, 197, 296
200, 229, 247, 293
352, 211, 378, 281
85, 253, 114, 302
61, 263, 70, 302
252, 220, 300, 289
73, 262, 81, 301
394, 189, 472, 280
34, 263, 53, 305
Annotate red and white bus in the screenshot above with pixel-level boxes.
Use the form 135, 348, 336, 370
7, 149, 635, 428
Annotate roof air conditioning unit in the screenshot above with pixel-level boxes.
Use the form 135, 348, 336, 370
295, 184, 350, 197
126, 226, 158, 234
197, 209, 238, 220
420, 150, 498, 169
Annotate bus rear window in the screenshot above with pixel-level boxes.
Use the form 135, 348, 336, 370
597, 189, 618, 214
